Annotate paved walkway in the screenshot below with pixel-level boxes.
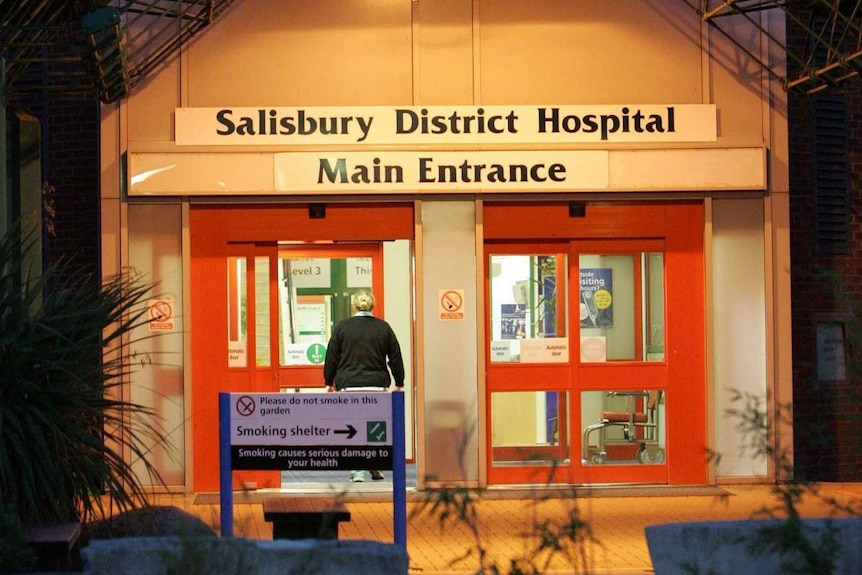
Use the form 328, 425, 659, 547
152, 482, 862, 574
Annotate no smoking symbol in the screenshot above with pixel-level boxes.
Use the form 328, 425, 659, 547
149, 300, 172, 322
441, 291, 462, 311
235, 395, 256, 416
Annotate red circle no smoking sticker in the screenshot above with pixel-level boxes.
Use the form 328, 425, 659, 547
439, 289, 465, 320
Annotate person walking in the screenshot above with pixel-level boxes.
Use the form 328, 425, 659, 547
323, 289, 405, 482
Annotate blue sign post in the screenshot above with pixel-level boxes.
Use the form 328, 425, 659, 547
392, 391, 406, 547
218, 391, 407, 550
218, 392, 234, 537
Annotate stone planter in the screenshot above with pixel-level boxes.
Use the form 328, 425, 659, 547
645, 517, 862, 575
81, 537, 408, 575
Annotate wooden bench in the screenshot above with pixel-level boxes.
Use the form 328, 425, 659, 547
23, 522, 82, 571
262, 498, 351, 540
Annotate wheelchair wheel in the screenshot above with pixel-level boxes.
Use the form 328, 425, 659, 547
637, 446, 666, 464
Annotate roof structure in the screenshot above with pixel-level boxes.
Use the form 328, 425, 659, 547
1, 0, 860, 103
683, 0, 862, 94
0, 0, 236, 103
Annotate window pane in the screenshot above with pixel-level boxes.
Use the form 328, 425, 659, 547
227, 256, 247, 368
489, 253, 568, 363
254, 256, 270, 367
645, 253, 665, 361
278, 255, 372, 366
129, 203, 185, 486
491, 391, 570, 466
581, 390, 666, 465
579, 254, 634, 361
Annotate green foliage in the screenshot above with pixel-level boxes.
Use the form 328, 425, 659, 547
413, 467, 597, 574
709, 389, 860, 575
701, 264, 862, 575
411, 419, 597, 574
0, 505, 37, 573
0, 226, 168, 524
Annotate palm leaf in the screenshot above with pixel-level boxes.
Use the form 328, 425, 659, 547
0, 225, 168, 523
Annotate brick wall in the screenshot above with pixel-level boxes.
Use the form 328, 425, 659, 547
789, 74, 862, 481
42, 91, 100, 277
6, 29, 101, 279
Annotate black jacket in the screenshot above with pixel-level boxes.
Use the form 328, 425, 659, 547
323, 313, 405, 390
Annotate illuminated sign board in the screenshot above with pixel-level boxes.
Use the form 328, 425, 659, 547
176, 104, 717, 146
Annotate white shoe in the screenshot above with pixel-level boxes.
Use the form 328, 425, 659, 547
350, 471, 365, 482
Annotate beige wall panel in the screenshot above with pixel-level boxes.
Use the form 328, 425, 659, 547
186, 0, 413, 106
707, 15, 766, 139
100, 104, 122, 200
414, 0, 474, 104
478, 0, 703, 104
129, 153, 274, 194
422, 201, 480, 483
712, 198, 767, 477
608, 148, 766, 191
128, 56, 181, 143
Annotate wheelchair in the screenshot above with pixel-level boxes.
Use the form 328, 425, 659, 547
582, 390, 664, 464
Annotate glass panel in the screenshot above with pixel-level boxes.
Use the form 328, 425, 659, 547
579, 254, 635, 361
491, 391, 570, 466
489, 253, 568, 363
579, 251, 667, 363
129, 203, 185, 486
581, 390, 666, 465
382, 240, 415, 460
278, 255, 373, 366
644, 253, 665, 361
227, 256, 247, 368
254, 256, 271, 367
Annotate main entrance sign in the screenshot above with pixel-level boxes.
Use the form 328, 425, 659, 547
136, 104, 769, 196
274, 150, 608, 192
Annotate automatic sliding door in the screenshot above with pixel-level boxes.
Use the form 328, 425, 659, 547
486, 246, 572, 484
276, 245, 383, 389
576, 245, 667, 472
485, 240, 671, 485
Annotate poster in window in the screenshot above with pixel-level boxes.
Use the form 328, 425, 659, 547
501, 303, 526, 339
580, 268, 613, 328
816, 322, 847, 383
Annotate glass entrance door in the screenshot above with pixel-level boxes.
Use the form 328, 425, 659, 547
274, 244, 383, 390
225, 243, 383, 390
485, 235, 701, 486
226, 244, 279, 394
575, 241, 668, 483
486, 245, 571, 484
190, 204, 415, 492
217, 243, 386, 488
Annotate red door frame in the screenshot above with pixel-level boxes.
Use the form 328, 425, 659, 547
190, 204, 413, 492
483, 202, 706, 486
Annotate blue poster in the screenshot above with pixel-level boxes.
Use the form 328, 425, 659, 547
579, 268, 613, 328
501, 303, 526, 339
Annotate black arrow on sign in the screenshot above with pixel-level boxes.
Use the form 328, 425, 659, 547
334, 424, 357, 439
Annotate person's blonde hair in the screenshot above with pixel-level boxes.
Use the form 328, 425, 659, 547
351, 290, 375, 312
